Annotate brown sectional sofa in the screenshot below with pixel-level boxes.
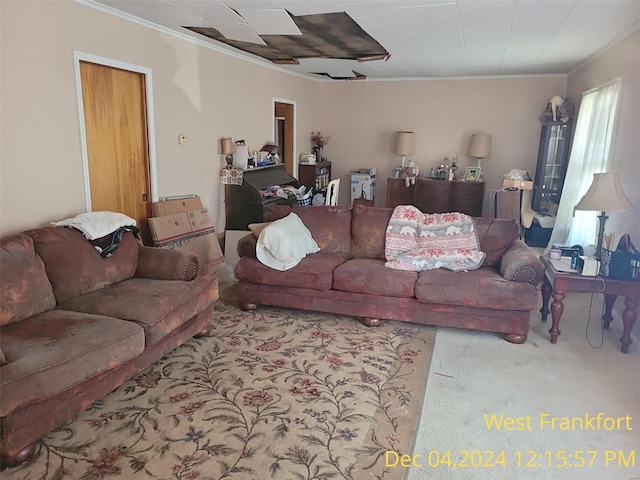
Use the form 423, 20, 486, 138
0, 227, 219, 469
236, 204, 543, 341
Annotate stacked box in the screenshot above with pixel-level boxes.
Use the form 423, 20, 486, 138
148, 197, 225, 276
502, 179, 533, 190
350, 168, 376, 202
151, 196, 203, 217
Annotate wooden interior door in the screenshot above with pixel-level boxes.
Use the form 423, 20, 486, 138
274, 102, 294, 175
80, 61, 152, 244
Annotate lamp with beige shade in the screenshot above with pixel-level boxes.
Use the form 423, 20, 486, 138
221, 137, 234, 168
575, 172, 632, 260
468, 133, 492, 174
394, 131, 415, 168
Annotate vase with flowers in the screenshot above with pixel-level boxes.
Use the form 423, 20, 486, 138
311, 131, 330, 162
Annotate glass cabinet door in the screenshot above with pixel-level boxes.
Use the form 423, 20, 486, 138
532, 120, 572, 213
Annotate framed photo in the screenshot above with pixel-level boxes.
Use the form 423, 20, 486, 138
464, 166, 482, 182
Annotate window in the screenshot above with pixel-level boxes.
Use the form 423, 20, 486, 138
547, 79, 621, 251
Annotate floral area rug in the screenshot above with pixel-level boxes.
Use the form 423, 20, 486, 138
3, 289, 436, 480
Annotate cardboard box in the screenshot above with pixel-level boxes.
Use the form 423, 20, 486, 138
148, 212, 192, 242
350, 168, 376, 202
148, 209, 226, 276
187, 209, 214, 232
152, 196, 203, 217
502, 179, 533, 190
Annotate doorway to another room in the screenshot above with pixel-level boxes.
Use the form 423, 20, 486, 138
273, 100, 295, 177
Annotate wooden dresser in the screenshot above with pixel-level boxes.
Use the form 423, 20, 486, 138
386, 177, 484, 216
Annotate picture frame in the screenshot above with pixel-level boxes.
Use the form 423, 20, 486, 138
464, 166, 482, 182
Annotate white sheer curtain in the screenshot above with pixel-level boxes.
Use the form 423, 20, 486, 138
546, 79, 621, 252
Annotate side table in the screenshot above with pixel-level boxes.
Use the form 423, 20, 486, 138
539, 255, 639, 353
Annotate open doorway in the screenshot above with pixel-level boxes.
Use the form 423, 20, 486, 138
273, 99, 295, 177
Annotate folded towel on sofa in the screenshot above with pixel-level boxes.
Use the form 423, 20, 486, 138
51, 211, 136, 240
256, 213, 320, 271
385, 205, 485, 272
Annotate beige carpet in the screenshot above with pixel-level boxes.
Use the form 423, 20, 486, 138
2, 289, 436, 480
408, 290, 640, 480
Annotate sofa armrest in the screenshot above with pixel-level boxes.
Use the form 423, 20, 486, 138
237, 233, 258, 258
135, 246, 198, 281
499, 240, 544, 286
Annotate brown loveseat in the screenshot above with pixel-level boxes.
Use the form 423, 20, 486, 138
235, 204, 543, 342
0, 226, 219, 469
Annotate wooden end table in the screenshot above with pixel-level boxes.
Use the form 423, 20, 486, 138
539, 255, 639, 353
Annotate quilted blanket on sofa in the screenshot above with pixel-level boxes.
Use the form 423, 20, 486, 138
385, 205, 486, 272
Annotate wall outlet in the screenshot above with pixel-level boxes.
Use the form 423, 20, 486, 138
178, 134, 189, 145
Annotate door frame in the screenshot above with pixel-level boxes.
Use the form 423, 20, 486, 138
272, 97, 296, 177
73, 51, 159, 211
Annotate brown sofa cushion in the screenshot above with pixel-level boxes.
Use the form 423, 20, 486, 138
263, 205, 352, 257
333, 258, 417, 298
235, 253, 346, 291
56, 276, 218, 346
264, 205, 293, 222
291, 206, 352, 257
351, 205, 393, 259
1, 234, 56, 325
26, 227, 139, 304
415, 267, 538, 310
474, 218, 520, 268
0, 309, 144, 416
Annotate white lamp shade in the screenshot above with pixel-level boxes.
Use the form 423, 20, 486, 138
468, 133, 492, 158
394, 131, 415, 156
575, 172, 632, 212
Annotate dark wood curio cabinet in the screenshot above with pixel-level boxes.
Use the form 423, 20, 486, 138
531, 119, 573, 214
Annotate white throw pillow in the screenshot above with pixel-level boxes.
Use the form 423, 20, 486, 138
256, 213, 319, 271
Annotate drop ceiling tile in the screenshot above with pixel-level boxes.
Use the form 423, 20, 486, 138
341, 2, 400, 17
459, 1, 514, 70
500, 0, 575, 67
194, 2, 246, 24
541, 0, 638, 55
582, 8, 640, 56
396, 0, 455, 7
296, 58, 357, 78
224, 0, 282, 10
88, 0, 639, 79
236, 9, 302, 35
353, 14, 408, 31
216, 21, 267, 44
273, 0, 343, 16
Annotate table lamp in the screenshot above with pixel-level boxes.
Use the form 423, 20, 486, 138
394, 131, 415, 168
468, 133, 492, 171
575, 172, 632, 260
221, 137, 234, 168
